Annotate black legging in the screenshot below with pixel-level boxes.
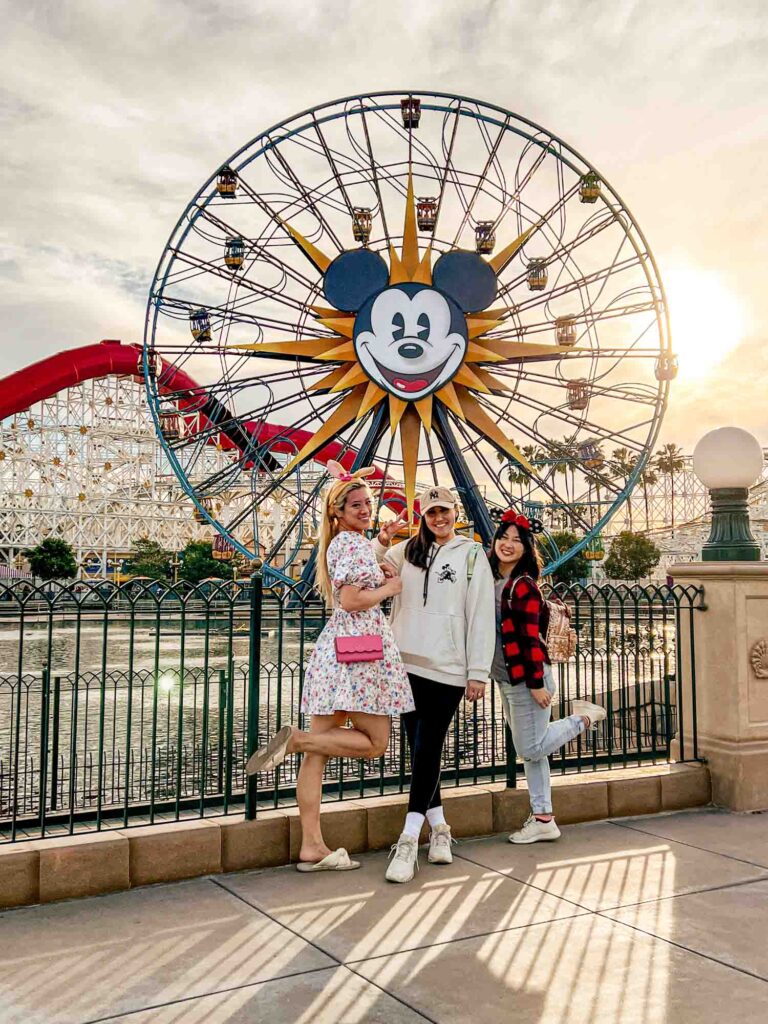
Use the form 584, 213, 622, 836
402, 673, 464, 814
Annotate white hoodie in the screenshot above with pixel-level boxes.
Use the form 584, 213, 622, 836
372, 535, 495, 688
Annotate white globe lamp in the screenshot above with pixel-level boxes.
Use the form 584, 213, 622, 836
692, 427, 764, 561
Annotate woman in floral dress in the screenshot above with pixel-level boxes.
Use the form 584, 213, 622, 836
247, 462, 413, 871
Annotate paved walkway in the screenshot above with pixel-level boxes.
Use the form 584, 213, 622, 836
2, 808, 768, 1023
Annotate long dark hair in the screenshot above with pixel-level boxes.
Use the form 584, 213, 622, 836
404, 516, 437, 570
488, 521, 542, 581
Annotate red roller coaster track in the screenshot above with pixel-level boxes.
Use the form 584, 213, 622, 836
0, 338, 406, 507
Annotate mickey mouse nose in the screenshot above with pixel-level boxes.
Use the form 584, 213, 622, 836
398, 342, 424, 359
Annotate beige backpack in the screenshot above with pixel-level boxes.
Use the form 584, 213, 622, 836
515, 575, 577, 663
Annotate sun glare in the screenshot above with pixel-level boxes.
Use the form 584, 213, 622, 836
665, 266, 747, 380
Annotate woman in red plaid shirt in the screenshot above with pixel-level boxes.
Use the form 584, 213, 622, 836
491, 510, 606, 844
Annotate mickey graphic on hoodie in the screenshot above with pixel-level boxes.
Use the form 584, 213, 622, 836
373, 534, 495, 689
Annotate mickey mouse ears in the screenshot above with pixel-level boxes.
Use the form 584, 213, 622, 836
322, 247, 498, 314
432, 251, 497, 312
490, 507, 545, 534
324, 250, 389, 312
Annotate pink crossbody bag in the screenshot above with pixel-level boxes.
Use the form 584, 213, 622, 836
334, 635, 384, 663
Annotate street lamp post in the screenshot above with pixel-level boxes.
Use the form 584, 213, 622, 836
692, 427, 764, 562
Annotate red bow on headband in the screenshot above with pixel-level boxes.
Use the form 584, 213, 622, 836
501, 509, 531, 529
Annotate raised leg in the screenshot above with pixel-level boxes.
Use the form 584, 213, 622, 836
497, 670, 586, 817
290, 711, 391, 759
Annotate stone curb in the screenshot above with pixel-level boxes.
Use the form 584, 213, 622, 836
0, 763, 710, 910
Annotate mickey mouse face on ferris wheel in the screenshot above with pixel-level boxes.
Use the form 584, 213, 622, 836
323, 248, 498, 401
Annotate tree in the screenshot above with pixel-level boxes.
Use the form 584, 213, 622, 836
639, 467, 659, 531
545, 440, 577, 512
585, 469, 604, 529
179, 541, 233, 585
522, 444, 543, 469
26, 538, 77, 580
610, 447, 638, 531
496, 447, 529, 497
507, 461, 530, 495
124, 538, 171, 581
654, 443, 685, 535
547, 530, 590, 586
604, 531, 661, 581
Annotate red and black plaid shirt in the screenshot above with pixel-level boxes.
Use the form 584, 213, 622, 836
499, 575, 550, 689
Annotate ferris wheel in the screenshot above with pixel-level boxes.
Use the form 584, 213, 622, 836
144, 90, 674, 576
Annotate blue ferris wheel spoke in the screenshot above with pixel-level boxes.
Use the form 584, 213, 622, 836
433, 404, 495, 545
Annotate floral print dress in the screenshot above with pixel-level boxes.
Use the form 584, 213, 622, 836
301, 530, 414, 717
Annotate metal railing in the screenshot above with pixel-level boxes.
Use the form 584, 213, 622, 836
0, 573, 704, 842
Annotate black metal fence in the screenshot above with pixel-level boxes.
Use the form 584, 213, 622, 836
0, 574, 704, 842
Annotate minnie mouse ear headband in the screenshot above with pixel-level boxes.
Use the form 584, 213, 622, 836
491, 507, 545, 534
326, 460, 376, 484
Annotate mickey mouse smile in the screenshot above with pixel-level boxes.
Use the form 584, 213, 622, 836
368, 353, 452, 395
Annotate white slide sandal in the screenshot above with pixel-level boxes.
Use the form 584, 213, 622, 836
245, 724, 294, 776
296, 848, 361, 872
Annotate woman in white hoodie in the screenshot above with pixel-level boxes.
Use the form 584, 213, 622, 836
374, 485, 495, 883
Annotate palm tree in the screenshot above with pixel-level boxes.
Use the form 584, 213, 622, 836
654, 443, 685, 535
611, 447, 638, 531
585, 469, 603, 530
509, 465, 529, 496
639, 467, 659, 531
522, 443, 543, 466
496, 447, 530, 500
547, 439, 581, 527
543, 441, 568, 502
521, 444, 544, 501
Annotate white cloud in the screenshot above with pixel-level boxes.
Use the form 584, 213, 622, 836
0, 0, 766, 449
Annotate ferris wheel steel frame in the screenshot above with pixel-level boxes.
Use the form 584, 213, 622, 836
145, 90, 672, 576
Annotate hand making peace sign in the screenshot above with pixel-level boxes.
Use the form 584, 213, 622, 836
377, 510, 410, 546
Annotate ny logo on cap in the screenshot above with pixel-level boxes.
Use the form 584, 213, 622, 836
429, 490, 440, 500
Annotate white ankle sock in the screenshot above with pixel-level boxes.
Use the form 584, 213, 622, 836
403, 812, 425, 839
426, 805, 446, 829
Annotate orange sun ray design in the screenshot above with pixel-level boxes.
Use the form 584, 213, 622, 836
230, 178, 582, 513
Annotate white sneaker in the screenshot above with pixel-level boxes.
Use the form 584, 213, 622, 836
509, 814, 561, 845
385, 833, 419, 883
427, 823, 455, 864
572, 699, 607, 729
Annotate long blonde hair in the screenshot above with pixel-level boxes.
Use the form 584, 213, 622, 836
315, 478, 373, 604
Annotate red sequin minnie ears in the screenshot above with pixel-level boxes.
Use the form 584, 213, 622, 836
501, 509, 529, 528
492, 507, 544, 534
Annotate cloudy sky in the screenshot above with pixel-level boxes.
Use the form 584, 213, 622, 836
1, 0, 766, 450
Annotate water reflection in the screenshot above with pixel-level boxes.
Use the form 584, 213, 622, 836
0, 592, 681, 829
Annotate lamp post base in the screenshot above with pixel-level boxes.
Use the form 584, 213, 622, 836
701, 487, 761, 562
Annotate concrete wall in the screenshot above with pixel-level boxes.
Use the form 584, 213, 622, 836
672, 562, 768, 811
0, 763, 709, 910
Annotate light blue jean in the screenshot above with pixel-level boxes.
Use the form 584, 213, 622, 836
495, 666, 586, 815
